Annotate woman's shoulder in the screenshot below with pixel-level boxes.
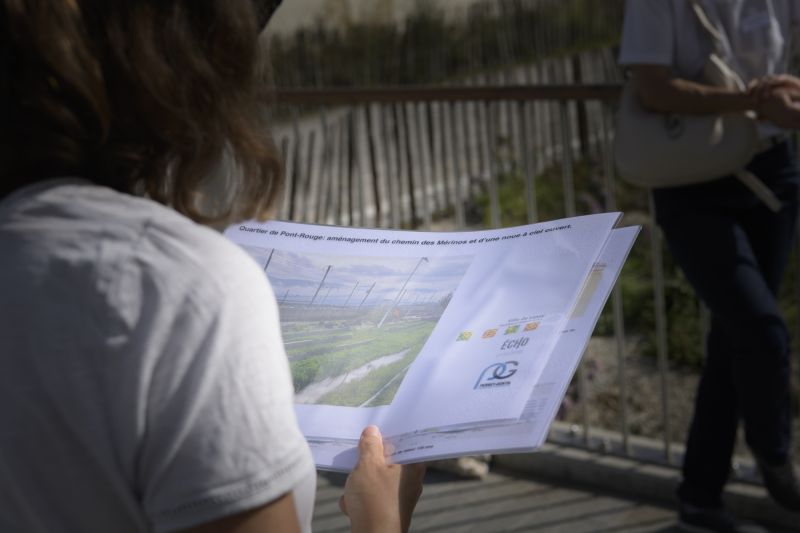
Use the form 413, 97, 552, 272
1, 178, 272, 324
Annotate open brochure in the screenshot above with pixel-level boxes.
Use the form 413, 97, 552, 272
225, 214, 639, 471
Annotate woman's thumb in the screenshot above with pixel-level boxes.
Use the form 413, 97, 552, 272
358, 425, 385, 463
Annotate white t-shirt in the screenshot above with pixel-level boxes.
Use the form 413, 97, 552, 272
0, 180, 316, 533
619, 0, 800, 81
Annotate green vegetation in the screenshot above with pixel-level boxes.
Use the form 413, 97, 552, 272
269, 0, 625, 88
293, 358, 322, 392
291, 321, 436, 392
366, 366, 411, 406
317, 330, 428, 406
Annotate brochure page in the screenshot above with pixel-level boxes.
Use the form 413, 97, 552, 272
225, 213, 621, 442
305, 226, 639, 470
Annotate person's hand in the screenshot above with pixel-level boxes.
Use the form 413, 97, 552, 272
340, 426, 426, 533
754, 87, 800, 129
749, 74, 800, 101
748, 74, 800, 129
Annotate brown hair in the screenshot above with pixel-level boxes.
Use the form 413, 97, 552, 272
0, 0, 283, 224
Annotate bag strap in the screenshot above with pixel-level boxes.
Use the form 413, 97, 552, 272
735, 170, 782, 212
688, 0, 727, 52
688, 0, 747, 89
690, 0, 782, 213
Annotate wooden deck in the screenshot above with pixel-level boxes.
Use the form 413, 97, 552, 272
313, 468, 677, 533
311, 462, 800, 533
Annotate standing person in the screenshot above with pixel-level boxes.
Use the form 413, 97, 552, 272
0, 1, 424, 533
619, 0, 800, 531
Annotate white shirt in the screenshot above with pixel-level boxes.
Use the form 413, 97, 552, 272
0, 180, 315, 532
619, 0, 800, 81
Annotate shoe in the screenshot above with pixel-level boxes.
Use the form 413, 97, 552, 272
755, 455, 800, 511
678, 503, 767, 533
428, 456, 490, 479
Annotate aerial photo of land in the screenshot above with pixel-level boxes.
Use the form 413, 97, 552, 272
242, 246, 473, 407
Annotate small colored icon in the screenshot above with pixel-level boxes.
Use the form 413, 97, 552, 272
482, 329, 498, 339
524, 322, 540, 332
457, 331, 473, 341
504, 325, 520, 335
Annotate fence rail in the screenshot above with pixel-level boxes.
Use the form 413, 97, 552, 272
270, 82, 800, 478
275, 84, 621, 104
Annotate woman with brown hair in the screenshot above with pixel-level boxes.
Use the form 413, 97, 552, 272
0, 1, 423, 532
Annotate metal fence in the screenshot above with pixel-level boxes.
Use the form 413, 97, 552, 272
269, 78, 800, 477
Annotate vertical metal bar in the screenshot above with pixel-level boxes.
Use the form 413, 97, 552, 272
427, 102, 444, 213
452, 101, 466, 229
279, 135, 291, 220
795, 135, 800, 422
649, 192, 673, 463
393, 103, 408, 226
336, 114, 348, 226
478, 78, 491, 186
794, 132, 800, 401
440, 101, 454, 221
386, 104, 399, 224
560, 102, 576, 218
700, 302, 711, 360
348, 109, 356, 226
601, 103, 630, 457
366, 104, 387, 227
375, 103, 389, 228
385, 104, 400, 228
287, 112, 304, 222
558, 98, 587, 444
356, 107, 366, 227
611, 281, 630, 456
306, 115, 323, 225
796, 214, 800, 399
505, 70, 520, 175
299, 129, 312, 223
486, 101, 501, 229
467, 100, 479, 185
520, 100, 538, 224
407, 102, 422, 227
572, 56, 590, 159
365, 104, 382, 227
346, 109, 359, 227
416, 102, 432, 230
318, 111, 332, 224
576, 364, 591, 447
546, 64, 559, 170
401, 103, 418, 227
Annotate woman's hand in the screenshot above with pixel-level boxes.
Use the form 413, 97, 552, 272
754, 89, 800, 129
340, 426, 426, 533
749, 74, 800, 101
748, 75, 800, 128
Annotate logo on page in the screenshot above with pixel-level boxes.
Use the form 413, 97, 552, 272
473, 361, 519, 390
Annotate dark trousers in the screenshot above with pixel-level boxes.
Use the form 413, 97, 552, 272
653, 140, 799, 508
